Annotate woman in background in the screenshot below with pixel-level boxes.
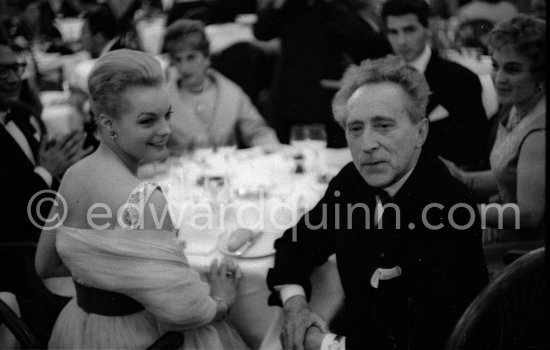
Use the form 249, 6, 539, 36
444, 15, 545, 242
163, 19, 279, 153
35, 49, 248, 349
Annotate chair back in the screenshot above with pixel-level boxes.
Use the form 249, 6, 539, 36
0, 298, 43, 349
445, 247, 548, 349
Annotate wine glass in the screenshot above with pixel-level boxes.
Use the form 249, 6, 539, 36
290, 124, 327, 173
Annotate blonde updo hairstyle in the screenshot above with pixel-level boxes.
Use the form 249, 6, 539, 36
88, 49, 165, 123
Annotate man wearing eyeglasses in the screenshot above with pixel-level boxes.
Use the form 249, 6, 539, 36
0, 43, 91, 242
1, 42, 93, 343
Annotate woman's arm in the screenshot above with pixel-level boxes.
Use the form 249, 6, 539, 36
440, 157, 498, 196
482, 131, 545, 231
463, 169, 499, 197
236, 90, 280, 149
35, 209, 70, 278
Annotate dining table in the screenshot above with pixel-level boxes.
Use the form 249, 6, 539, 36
151, 145, 352, 349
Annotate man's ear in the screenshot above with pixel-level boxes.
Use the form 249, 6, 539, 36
416, 118, 429, 148
424, 23, 433, 43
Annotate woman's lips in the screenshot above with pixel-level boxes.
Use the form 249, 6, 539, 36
148, 141, 167, 148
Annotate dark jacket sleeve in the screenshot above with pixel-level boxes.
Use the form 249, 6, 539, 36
0, 165, 58, 241
427, 59, 490, 169
266, 165, 350, 306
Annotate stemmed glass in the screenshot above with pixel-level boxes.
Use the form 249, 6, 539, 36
290, 124, 327, 174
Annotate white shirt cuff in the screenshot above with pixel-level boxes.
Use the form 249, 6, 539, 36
321, 333, 337, 350
34, 166, 53, 187
275, 285, 306, 305
320, 333, 346, 350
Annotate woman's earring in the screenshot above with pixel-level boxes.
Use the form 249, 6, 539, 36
536, 82, 544, 94
108, 129, 118, 140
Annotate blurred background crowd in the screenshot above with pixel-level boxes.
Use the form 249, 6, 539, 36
0, 0, 546, 347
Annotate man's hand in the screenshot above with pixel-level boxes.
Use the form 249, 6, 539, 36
38, 131, 93, 177
304, 326, 326, 350
282, 295, 327, 350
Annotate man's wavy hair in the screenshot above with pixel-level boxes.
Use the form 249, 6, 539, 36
332, 55, 431, 127
489, 14, 546, 81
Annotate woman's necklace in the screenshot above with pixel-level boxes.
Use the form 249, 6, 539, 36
510, 91, 544, 131
181, 77, 217, 124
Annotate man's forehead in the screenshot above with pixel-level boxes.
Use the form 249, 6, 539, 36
0, 46, 16, 64
386, 14, 423, 28
346, 84, 408, 122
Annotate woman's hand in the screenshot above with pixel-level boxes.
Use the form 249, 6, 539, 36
207, 258, 241, 306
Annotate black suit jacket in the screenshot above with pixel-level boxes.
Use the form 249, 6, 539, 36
0, 103, 61, 295
423, 53, 489, 169
267, 150, 488, 349
254, 0, 392, 147
0, 103, 59, 242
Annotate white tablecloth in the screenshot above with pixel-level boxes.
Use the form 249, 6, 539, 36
156, 146, 351, 349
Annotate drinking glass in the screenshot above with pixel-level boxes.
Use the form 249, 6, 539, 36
290, 124, 327, 173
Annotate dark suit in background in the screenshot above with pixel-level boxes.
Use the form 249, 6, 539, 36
424, 53, 489, 169
0, 103, 60, 292
254, 0, 392, 147
267, 150, 488, 349
0, 102, 69, 344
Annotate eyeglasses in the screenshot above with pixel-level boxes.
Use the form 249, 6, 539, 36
0, 63, 27, 79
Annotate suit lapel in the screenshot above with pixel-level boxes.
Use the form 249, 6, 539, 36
423, 54, 442, 114
0, 123, 36, 168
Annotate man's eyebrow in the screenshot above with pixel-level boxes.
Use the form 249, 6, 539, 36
371, 115, 395, 122
503, 62, 523, 67
137, 112, 157, 117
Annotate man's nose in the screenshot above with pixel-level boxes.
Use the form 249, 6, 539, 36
396, 32, 407, 46
361, 128, 380, 152
6, 68, 22, 83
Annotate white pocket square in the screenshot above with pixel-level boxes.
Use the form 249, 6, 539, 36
370, 266, 402, 289
428, 104, 450, 122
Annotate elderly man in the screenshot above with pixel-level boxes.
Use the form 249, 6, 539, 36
267, 56, 488, 350
382, 0, 489, 170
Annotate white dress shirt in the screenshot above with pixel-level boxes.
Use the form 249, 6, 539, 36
407, 45, 431, 74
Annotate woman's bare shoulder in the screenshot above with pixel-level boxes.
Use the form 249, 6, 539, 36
59, 155, 141, 207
